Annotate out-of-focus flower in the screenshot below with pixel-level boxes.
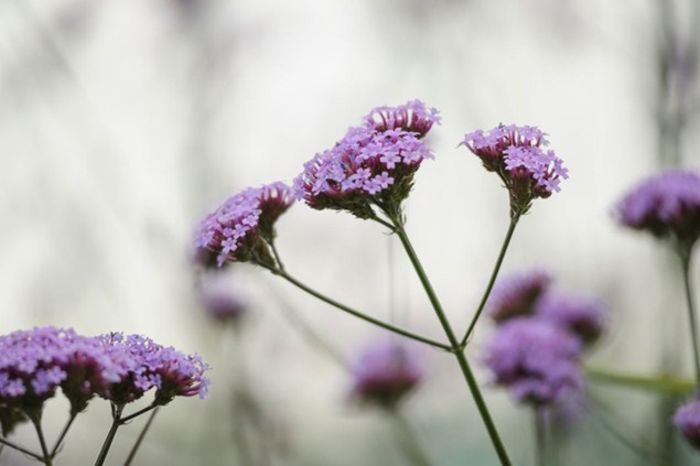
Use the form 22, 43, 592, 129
487, 270, 552, 323
349, 340, 423, 407
536, 291, 606, 344
674, 399, 700, 449
482, 318, 583, 406
294, 100, 438, 219
200, 286, 248, 324
195, 182, 295, 267
461, 125, 568, 216
615, 170, 700, 250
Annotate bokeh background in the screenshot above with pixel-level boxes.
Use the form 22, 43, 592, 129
1, 0, 700, 464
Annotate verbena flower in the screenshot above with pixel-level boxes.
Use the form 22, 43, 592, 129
200, 286, 248, 324
195, 182, 295, 267
615, 170, 700, 251
294, 100, 439, 219
0, 327, 209, 419
349, 340, 423, 407
536, 291, 606, 344
461, 125, 568, 216
482, 318, 583, 406
674, 399, 700, 449
487, 270, 552, 323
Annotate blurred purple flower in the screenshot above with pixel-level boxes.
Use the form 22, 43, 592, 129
200, 287, 248, 324
350, 340, 423, 407
615, 170, 700, 249
461, 125, 568, 215
482, 318, 583, 406
195, 182, 295, 267
674, 399, 700, 449
536, 291, 606, 344
294, 100, 438, 219
487, 270, 552, 323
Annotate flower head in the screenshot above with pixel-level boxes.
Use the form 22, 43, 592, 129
461, 125, 568, 216
195, 182, 295, 267
295, 100, 438, 219
615, 170, 700, 250
674, 399, 700, 449
200, 287, 248, 324
488, 270, 552, 323
536, 291, 606, 344
349, 340, 423, 407
483, 318, 583, 406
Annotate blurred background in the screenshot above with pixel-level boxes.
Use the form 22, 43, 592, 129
1, 0, 700, 464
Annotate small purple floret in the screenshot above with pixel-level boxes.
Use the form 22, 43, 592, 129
487, 270, 552, 323
536, 291, 606, 344
615, 170, 700, 248
674, 399, 700, 449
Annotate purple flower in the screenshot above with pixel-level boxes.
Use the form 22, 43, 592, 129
536, 291, 606, 344
350, 340, 423, 407
195, 182, 295, 267
674, 399, 700, 449
487, 270, 552, 323
294, 100, 437, 219
200, 287, 248, 324
482, 318, 583, 406
461, 125, 568, 215
615, 170, 700, 249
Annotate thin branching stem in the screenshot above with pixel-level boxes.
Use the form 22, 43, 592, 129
94, 403, 124, 466
0, 436, 43, 461
123, 408, 160, 466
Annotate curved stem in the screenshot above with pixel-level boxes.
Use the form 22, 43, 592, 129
50, 413, 77, 458
388, 408, 433, 466
389, 215, 512, 466
270, 240, 285, 272
123, 408, 160, 466
680, 250, 700, 383
261, 264, 451, 351
94, 403, 124, 466
0, 437, 43, 461
30, 415, 52, 466
586, 367, 695, 394
461, 215, 519, 346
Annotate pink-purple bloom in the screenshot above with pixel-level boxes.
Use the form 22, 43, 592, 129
536, 291, 606, 344
674, 399, 700, 449
461, 125, 568, 215
483, 318, 583, 406
0, 327, 209, 421
487, 270, 552, 323
350, 340, 423, 407
294, 100, 439, 219
615, 170, 700, 249
200, 287, 248, 324
195, 182, 295, 267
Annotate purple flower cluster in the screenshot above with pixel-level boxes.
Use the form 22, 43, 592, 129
195, 182, 295, 267
294, 100, 439, 219
199, 283, 248, 324
483, 270, 606, 406
0, 327, 209, 427
674, 399, 700, 449
462, 125, 568, 215
615, 170, 700, 249
349, 340, 423, 407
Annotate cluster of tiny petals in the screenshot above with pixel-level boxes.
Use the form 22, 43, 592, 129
195, 182, 295, 267
462, 124, 568, 201
483, 318, 583, 405
294, 100, 437, 213
536, 291, 606, 344
674, 399, 700, 449
350, 340, 423, 407
0, 327, 209, 419
615, 170, 700, 245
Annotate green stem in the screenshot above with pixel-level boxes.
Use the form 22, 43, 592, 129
389, 215, 512, 466
462, 215, 519, 346
262, 265, 451, 351
94, 403, 124, 466
30, 414, 52, 466
123, 408, 160, 466
0, 436, 43, 461
680, 250, 700, 383
120, 404, 158, 425
50, 413, 77, 458
586, 367, 695, 395
534, 409, 547, 466
388, 408, 433, 466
